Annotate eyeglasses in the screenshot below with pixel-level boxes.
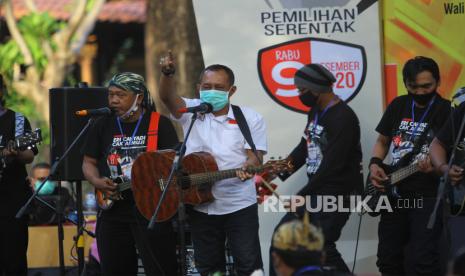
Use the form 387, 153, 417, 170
406, 82, 435, 90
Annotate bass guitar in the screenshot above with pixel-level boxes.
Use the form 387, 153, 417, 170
364, 152, 424, 217
131, 150, 293, 222
0, 129, 42, 181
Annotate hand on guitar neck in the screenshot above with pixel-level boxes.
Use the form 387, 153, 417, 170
236, 150, 264, 181
92, 177, 117, 193
94, 175, 131, 210
369, 152, 431, 192
369, 163, 389, 192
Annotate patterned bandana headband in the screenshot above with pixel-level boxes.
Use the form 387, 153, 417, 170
108, 72, 154, 111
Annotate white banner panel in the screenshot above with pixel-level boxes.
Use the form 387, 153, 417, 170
193, 0, 384, 273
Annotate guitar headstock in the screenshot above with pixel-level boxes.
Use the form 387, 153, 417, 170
14, 129, 42, 151
263, 157, 294, 176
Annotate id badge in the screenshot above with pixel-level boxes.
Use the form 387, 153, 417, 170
306, 141, 322, 174
120, 156, 133, 180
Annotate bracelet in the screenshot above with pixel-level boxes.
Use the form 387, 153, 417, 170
161, 67, 175, 77
369, 157, 383, 168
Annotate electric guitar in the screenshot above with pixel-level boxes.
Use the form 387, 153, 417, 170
95, 175, 131, 210
0, 129, 42, 181
364, 152, 425, 217
131, 150, 294, 221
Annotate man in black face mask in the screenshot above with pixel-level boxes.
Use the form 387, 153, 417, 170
269, 63, 363, 275
369, 56, 450, 275
0, 74, 37, 274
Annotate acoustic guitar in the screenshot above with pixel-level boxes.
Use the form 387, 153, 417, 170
131, 150, 293, 222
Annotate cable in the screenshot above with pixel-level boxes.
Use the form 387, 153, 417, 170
70, 240, 78, 262
352, 211, 363, 274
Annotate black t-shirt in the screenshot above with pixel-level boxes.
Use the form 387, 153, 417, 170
376, 94, 451, 196
82, 111, 179, 221
0, 109, 37, 217
287, 101, 363, 195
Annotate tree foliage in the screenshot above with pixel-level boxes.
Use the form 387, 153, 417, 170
0, 0, 105, 128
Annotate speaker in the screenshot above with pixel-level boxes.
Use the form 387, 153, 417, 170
50, 87, 108, 181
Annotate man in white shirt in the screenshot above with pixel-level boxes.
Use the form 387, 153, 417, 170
159, 53, 267, 276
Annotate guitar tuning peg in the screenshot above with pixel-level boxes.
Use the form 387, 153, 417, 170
278, 156, 282, 160
270, 157, 275, 160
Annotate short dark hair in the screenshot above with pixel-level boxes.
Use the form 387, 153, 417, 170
402, 56, 440, 84
199, 64, 235, 86
32, 162, 51, 172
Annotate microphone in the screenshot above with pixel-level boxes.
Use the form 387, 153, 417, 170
178, 103, 213, 114
75, 107, 112, 116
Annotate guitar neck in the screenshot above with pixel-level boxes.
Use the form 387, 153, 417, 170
183, 166, 265, 186
389, 163, 419, 185
118, 181, 132, 192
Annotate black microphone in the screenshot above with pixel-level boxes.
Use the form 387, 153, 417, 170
75, 107, 112, 116
177, 103, 213, 114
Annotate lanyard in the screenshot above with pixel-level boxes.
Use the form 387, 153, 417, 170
294, 265, 322, 275
410, 96, 435, 141
307, 98, 337, 140
116, 112, 144, 146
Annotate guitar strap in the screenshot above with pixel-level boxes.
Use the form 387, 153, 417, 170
146, 112, 160, 152
231, 105, 260, 160
15, 112, 25, 137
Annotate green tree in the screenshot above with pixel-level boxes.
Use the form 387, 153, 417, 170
0, 0, 105, 125
145, 0, 204, 115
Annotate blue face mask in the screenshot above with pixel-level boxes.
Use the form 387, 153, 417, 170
200, 89, 230, 111
34, 180, 56, 195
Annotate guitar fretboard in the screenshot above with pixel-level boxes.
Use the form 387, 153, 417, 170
179, 166, 265, 187
389, 163, 419, 185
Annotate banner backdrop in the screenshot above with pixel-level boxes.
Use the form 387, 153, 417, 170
193, 0, 384, 273
383, 0, 465, 104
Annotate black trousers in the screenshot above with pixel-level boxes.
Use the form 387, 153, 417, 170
189, 203, 263, 276
377, 198, 443, 276
0, 216, 28, 275
269, 202, 351, 276
96, 207, 177, 276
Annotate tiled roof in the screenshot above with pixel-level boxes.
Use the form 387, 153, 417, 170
1, 0, 146, 24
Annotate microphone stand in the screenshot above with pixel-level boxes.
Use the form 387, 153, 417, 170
16, 118, 96, 276
428, 112, 465, 229
148, 112, 199, 276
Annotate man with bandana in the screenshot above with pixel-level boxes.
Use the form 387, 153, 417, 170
0, 73, 38, 274
159, 53, 267, 275
82, 72, 179, 275
270, 63, 363, 275
369, 56, 450, 275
